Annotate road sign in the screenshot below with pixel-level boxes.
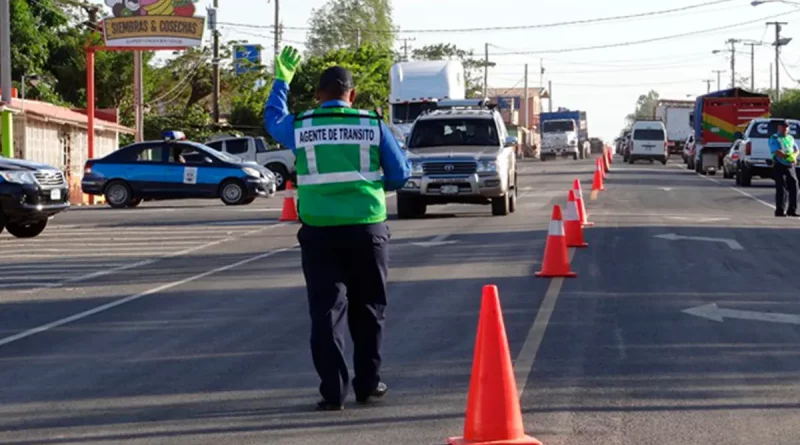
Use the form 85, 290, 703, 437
234, 44, 262, 75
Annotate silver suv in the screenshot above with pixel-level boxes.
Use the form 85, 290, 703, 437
397, 109, 519, 218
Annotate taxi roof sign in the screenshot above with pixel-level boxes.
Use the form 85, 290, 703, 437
163, 131, 186, 141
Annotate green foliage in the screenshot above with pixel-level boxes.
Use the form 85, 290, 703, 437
411, 43, 485, 98
625, 90, 661, 128
306, 0, 395, 56
290, 43, 394, 116
143, 104, 213, 142
771, 89, 800, 119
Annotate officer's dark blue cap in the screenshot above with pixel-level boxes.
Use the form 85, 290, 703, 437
318, 66, 354, 92
777, 119, 790, 126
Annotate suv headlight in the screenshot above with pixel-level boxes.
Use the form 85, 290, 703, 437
411, 161, 423, 175
477, 160, 497, 172
242, 167, 261, 178
0, 171, 37, 184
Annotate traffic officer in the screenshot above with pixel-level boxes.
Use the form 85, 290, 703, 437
769, 119, 800, 217
263, 46, 411, 411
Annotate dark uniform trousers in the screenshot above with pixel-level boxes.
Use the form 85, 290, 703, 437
773, 161, 798, 215
297, 222, 390, 405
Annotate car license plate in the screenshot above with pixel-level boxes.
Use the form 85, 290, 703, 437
50, 189, 61, 201
440, 185, 459, 195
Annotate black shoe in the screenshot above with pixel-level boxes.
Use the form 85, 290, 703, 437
788, 212, 800, 217
776, 213, 787, 217
356, 382, 388, 404
315, 399, 344, 411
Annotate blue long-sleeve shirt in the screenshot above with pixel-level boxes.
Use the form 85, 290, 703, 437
768, 134, 799, 166
264, 79, 411, 191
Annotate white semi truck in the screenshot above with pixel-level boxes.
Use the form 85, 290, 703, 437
389, 61, 466, 140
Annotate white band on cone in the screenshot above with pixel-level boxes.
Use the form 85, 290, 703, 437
548, 219, 565, 236
564, 201, 579, 221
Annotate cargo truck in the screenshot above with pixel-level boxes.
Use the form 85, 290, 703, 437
539, 109, 590, 160
389, 61, 466, 140
654, 99, 694, 156
690, 88, 770, 176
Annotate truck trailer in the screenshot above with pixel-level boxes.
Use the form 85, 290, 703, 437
690, 88, 770, 176
389, 61, 466, 140
655, 99, 694, 156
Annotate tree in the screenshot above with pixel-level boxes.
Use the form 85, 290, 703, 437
290, 43, 394, 116
411, 43, 486, 98
625, 90, 661, 128
770, 89, 800, 119
306, 0, 395, 56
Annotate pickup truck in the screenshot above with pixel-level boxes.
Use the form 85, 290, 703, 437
205, 135, 296, 190
398, 108, 518, 218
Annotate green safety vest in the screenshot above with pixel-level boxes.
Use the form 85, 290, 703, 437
293, 107, 386, 227
773, 134, 798, 163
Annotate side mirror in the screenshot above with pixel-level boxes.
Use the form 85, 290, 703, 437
734, 132, 743, 140
505, 136, 518, 147
204, 156, 214, 164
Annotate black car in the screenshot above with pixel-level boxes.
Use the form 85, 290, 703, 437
0, 156, 70, 238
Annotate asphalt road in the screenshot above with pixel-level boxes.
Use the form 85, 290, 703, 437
2, 155, 800, 444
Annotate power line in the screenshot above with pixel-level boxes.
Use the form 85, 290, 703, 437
490, 12, 797, 56
216, 0, 732, 34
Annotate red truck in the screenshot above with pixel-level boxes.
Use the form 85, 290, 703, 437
690, 88, 771, 176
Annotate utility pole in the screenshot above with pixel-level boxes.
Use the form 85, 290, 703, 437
713, 70, 724, 91
0, 0, 12, 158
767, 21, 789, 100
770, 63, 774, 91
703, 79, 713, 93
483, 43, 489, 98
356, 29, 361, 48
548, 80, 553, 112
133, 51, 144, 142
726, 38, 739, 89
744, 42, 757, 90
400, 37, 416, 61
274, 0, 280, 72
539, 58, 544, 88
211, 0, 220, 124
523, 64, 529, 130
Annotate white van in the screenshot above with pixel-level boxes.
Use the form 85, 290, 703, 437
629, 120, 668, 164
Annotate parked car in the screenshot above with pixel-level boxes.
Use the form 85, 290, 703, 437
82, 131, 277, 208
0, 156, 70, 238
683, 134, 695, 164
628, 120, 668, 164
734, 117, 800, 186
398, 108, 518, 218
723, 140, 743, 179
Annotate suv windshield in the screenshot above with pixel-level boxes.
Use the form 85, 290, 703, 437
633, 129, 665, 140
392, 103, 437, 124
408, 118, 499, 149
747, 120, 800, 139
542, 120, 575, 133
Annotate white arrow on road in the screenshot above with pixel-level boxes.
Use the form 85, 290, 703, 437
666, 216, 730, 223
683, 303, 800, 325
654, 233, 744, 250
659, 187, 673, 192
411, 233, 458, 248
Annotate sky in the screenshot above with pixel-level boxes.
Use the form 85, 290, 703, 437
143, 0, 800, 141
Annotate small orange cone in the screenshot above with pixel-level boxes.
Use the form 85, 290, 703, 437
279, 181, 299, 222
592, 159, 605, 192
572, 179, 594, 227
602, 152, 610, 174
606, 147, 614, 165
565, 190, 588, 248
447, 285, 543, 445
535, 205, 577, 278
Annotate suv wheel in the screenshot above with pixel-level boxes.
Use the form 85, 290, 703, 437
509, 176, 518, 213
105, 180, 133, 209
127, 197, 143, 208
739, 166, 752, 186
0, 213, 5, 235
572, 153, 578, 161
491, 193, 510, 216
397, 194, 426, 219
6, 219, 48, 238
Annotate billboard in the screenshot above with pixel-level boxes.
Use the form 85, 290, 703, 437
234, 44, 262, 75
103, 0, 205, 48
496, 96, 520, 110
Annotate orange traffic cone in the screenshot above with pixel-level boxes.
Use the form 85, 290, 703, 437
447, 285, 543, 445
602, 152, 610, 174
535, 205, 577, 278
572, 179, 594, 227
279, 181, 299, 222
607, 147, 614, 165
565, 190, 588, 248
592, 159, 605, 192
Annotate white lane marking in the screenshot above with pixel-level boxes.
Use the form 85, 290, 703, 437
515, 248, 576, 397
410, 233, 458, 248
16, 223, 288, 294
672, 162, 778, 211
654, 233, 744, 251
683, 303, 800, 325
0, 245, 298, 348
0, 264, 125, 271
3, 243, 203, 254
